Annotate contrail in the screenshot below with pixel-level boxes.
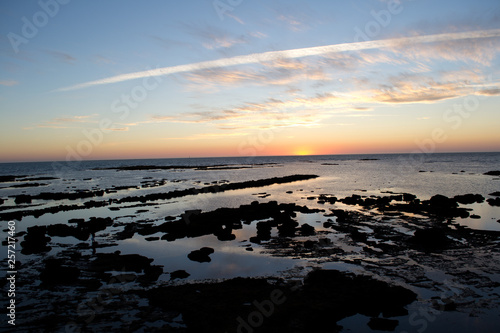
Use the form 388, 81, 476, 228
56, 29, 500, 92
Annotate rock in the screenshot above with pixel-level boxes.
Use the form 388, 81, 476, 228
245, 247, 253, 251
470, 214, 481, 219
14, 194, 32, 204
109, 273, 136, 283
484, 171, 500, 176
40, 259, 80, 285
20, 226, 51, 255
90, 253, 154, 273
410, 228, 450, 250
429, 194, 457, 209
489, 191, 500, 197
367, 317, 399, 331
140, 265, 163, 283
170, 270, 190, 280
300, 223, 316, 236
145, 236, 159, 241
454, 194, 484, 204
188, 247, 215, 263
487, 197, 500, 206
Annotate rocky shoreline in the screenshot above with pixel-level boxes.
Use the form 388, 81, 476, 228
1, 170, 499, 332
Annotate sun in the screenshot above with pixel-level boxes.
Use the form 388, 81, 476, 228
294, 148, 313, 156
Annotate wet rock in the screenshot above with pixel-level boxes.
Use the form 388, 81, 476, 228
14, 194, 32, 204
188, 247, 215, 263
409, 227, 450, 251
109, 273, 137, 283
245, 247, 253, 251
300, 223, 316, 236
367, 317, 399, 331
489, 191, 500, 197
21, 225, 51, 254
340, 194, 363, 205
487, 197, 500, 206
40, 258, 80, 285
90, 253, 154, 273
484, 170, 500, 176
170, 270, 190, 280
454, 194, 484, 204
470, 214, 481, 219
68, 218, 84, 224
0, 198, 3, 205
140, 265, 163, 283
145, 236, 159, 241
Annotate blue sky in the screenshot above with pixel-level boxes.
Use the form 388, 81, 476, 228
1, 0, 500, 162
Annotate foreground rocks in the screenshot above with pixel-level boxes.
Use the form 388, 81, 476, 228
144, 269, 416, 333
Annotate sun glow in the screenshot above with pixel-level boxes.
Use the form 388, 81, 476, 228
294, 149, 313, 156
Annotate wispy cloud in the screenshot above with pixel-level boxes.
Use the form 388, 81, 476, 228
30, 114, 99, 129
44, 49, 76, 63
162, 132, 249, 140
55, 29, 500, 92
0, 80, 19, 86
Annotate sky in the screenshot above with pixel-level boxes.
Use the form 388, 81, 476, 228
1, 0, 500, 162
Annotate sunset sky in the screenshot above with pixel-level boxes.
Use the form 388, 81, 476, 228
1, 0, 500, 162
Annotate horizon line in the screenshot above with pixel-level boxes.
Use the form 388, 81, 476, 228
1, 150, 499, 164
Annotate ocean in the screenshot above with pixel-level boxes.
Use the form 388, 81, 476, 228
1, 152, 499, 332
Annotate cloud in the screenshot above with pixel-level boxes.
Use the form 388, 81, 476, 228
55, 29, 500, 92
105, 127, 129, 131
162, 132, 248, 140
32, 114, 99, 129
0, 80, 18, 86
44, 49, 76, 63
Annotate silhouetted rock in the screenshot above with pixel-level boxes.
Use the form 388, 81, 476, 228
40, 258, 80, 285
90, 253, 154, 273
300, 223, 316, 236
410, 228, 450, 251
454, 194, 484, 204
170, 270, 190, 280
188, 247, 215, 263
484, 170, 500, 176
487, 197, 500, 206
489, 191, 500, 197
368, 317, 399, 331
21, 225, 51, 254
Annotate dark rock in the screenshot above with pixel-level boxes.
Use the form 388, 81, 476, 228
300, 223, 316, 236
409, 228, 450, 251
470, 214, 481, 219
454, 194, 484, 204
20, 225, 51, 255
245, 247, 253, 251
140, 265, 163, 283
487, 197, 500, 206
367, 317, 399, 331
14, 194, 32, 204
484, 170, 500, 176
170, 270, 190, 280
145, 236, 159, 241
40, 259, 80, 285
489, 191, 500, 197
108, 273, 136, 283
90, 253, 154, 273
188, 247, 215, 263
